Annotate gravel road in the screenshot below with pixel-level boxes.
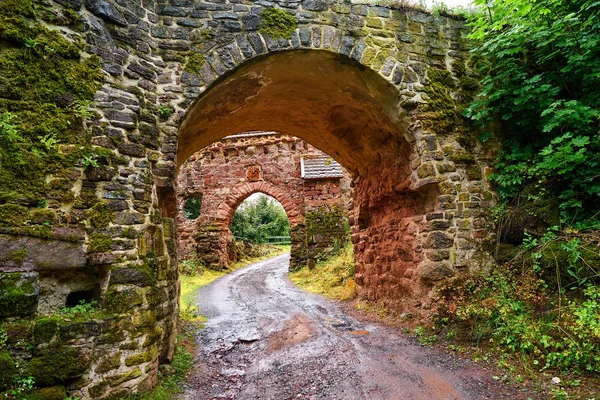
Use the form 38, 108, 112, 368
182, 253, 532, 400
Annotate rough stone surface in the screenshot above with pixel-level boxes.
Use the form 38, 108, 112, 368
0, 0, 496, 398
177, 132, 352, 270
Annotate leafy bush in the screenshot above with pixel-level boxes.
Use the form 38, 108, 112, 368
466, 0, 600, 228
440, 265, 600, 373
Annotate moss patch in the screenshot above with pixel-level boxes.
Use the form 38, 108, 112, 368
86, 202, 115, 229
0, 272, 38, 318
88, 233, 113, 253
185, 51, 205, 76
27, 344, 92, 386
0, 351, 16, 391
0, 0, 102, 211
9, 248, 27, 263
259, 8, 297, 39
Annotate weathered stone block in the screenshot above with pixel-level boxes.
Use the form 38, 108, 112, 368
426, 231, 454, 249
27, 345, 92, 386
0, 272, 38, 318
418, 262, 455, 282
0, 235, 85, 272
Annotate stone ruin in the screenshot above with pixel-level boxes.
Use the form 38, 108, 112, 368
0, 0, 498, 397
177, 131, 353, 270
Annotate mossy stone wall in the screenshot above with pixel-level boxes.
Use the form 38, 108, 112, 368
0, 0, 495, 398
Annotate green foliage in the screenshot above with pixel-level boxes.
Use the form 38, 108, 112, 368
57, 299, 99, 319
183, 197, 201, 220
259, 8, 297, 39
158, 106, 174, 119
8, 376, 35, 399
440, 265, 600, 374
230, 194, 290, 243
466, 0, 600, 228
413, 326, 438, 345
179, 257, 203, 275
72, 99, 93, 120
0, 1, 102, 207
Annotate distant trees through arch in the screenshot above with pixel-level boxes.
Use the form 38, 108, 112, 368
230, 194, 290, 244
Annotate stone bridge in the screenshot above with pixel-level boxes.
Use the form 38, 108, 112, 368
0, 0, 496, 398
177, 132, 352, 269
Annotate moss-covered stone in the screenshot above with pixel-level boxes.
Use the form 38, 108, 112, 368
0, 351, 16, 391
259, 8, 297, 39
185, 51, 205, 76
0, 204, 30, 227
9, 248, 27, 263
104, 285, 144, 314
88, 233, 113, 253
27, 344, 92, 386
86, 202, 115, 229
0, 272, 38, 318
104, 367, 142, 386
96, 352, 121, 374
33, 317, 59, 344
88, 381, 109, 398
0, 1, 102, 207
125, 350, 152, 366
36, 385, 67, 400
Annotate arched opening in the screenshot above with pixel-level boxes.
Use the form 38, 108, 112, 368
229, 193, 291, 244
227, 193, 291, 263
176, 49, 442, 315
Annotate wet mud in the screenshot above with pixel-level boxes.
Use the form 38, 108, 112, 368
182, 254, 533, 400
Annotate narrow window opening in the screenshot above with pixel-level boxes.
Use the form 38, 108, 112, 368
65, 285, 100, 307
184, 196, 202, 220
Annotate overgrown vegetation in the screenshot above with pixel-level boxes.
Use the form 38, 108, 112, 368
466, 0, 600, 229
422, 2, 600, 396
230, 194, 290, 243
0, 0, 102, 210
289, 242, 355, 301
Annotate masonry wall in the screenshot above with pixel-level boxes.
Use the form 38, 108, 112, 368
0, 0, 497, 397
176, 132, 352, 270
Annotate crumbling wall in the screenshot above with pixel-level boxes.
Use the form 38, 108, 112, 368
177, 133, 351, 270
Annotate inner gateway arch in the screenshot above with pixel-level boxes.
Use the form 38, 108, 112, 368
177, 131, 353, 271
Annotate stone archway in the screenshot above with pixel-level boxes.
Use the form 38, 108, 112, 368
0, 2, 498, 397
176, 132, 352, 270
174, 48, 491, 319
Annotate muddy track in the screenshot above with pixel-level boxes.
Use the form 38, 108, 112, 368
182, 254, 532, 400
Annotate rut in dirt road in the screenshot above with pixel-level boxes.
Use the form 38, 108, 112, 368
182, 254, 530, 400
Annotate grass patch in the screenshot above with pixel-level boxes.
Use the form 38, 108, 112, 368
122, 338, 194, 400
288, 243, 355, 301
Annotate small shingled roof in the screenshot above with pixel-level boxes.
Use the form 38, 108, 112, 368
301, 155, 344, 180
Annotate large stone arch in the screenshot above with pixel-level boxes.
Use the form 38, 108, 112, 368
0, 1, 498, 398
173, 45, 475, 314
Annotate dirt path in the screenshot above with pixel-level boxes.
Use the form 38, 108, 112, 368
182, 254, 532, 400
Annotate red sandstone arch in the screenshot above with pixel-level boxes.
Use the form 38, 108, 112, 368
217, 181, 303, 227
176, 47, 493, 320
